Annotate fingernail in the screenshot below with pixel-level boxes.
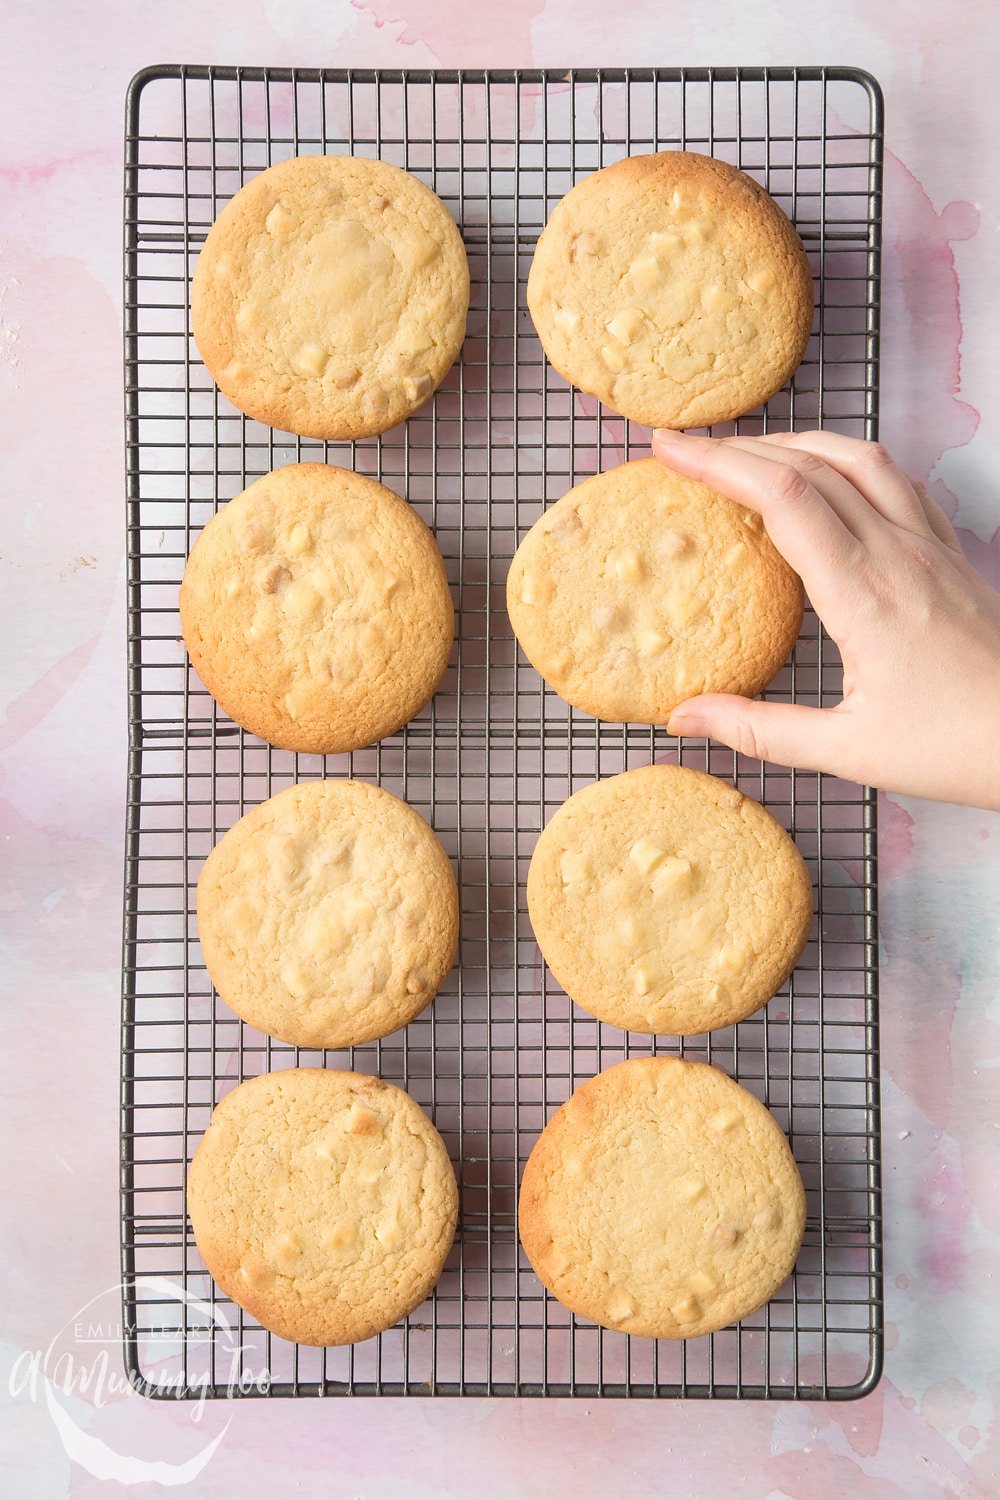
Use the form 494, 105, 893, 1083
666, 711, 699, 736
652, 428, 685, 443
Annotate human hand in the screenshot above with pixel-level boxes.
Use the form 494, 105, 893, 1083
650, 429, 1000, 810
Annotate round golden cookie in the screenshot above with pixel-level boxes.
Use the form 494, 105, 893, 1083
188, 1068, 458, 1346
527, 151, 813, 428
192, 154, 469, 439
179, 463, 453, 753
197, 780, 458, 1050
518, 1056, 806, 1339
507, 458, 802, 723
527, 764, 812, 1035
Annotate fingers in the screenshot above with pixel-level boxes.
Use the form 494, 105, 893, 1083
905, 475, 965, 553
651, 429, 862, 610
750, 431, 938, 540
666, 693, 856, 778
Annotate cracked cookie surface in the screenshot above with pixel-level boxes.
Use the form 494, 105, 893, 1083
197, 779, 458, 1050
527, 764, 812, 1035
527, 151, 813, 428
179, 462, 454, 753
518, 1056, 805, 1339
507, 457, 803, 723
192, 154, 469, 439
187, 1068, 458, 1346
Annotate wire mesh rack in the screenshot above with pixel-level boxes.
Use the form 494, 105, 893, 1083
122, 65, 883, 1401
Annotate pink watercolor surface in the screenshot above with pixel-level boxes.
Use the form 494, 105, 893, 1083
1, 2, 999, 1497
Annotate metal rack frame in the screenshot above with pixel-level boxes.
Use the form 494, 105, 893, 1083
122, 65, 883, 1401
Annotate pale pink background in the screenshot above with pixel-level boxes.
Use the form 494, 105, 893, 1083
2, 2, 999, 1497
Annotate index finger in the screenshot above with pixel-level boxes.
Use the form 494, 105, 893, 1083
650, 429, 863, 600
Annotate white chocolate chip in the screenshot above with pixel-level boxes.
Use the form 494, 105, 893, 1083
594, 602, 625, 631
670, 1293, 702, 1323
611, 547, 644, 584
224, 576, 241, 599
637, 629, 669, 657
715, 943, 746, 973
560, 850, 592, 886
295, 343, 329, 378
669, 187, 694, 218
742, 510, 764, 531
330, 361, 361, 390
553, 305, 580, 334
701, 283, 737, 315
283, 580, 322, 620
286, 522, 313, 556
601, 340, 627, 373
649, 229, 683, 257
668, 590, 701, 626
606, 1293, 636, 1323
690, 1269, 718, 1295
712, 1223, 741, 1249
521, 571, 555, 607
402, 372, 434, 403
649, 856, 694, 896
324, 1222, 357, 1249
257, 562, 291, 595
347, 1102, 383, 1136
633, 966, 655, 998
725, 540, 748, 566
674, 1173, 706, 1203
280, 960, 311, 998
606, 307, 645, 345
753, 1205, 782, 1233
657, 529, 689, 559
630, 254, 665, 294
748, 267, 777, 295
629, 836, 668, 876
265, 202, 293, 237
571, 230, 599, 260
405, 970, 427, 996
617, 912, 638, 943
710, 1109, 743, 1134
686, 217, 715, 244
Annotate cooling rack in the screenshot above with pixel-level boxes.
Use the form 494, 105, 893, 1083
122, 65, 883, 1400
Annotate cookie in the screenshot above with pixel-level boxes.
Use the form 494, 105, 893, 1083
179, 463, 453, 753
507, 457, 802, 722
527, 151, 813, 429
527, 764, 812, 1035
187, 1068, 458, 1346
518, 1056, 806, 1339
192, 154, 469, 439
197, 780, 458, 1050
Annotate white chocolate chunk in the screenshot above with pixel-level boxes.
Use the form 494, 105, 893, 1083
649, 856, 694, 896
668, 590, 701, 626
725, 540, 748, 567
553, 305, 580, 334
690, 1269, 718, 1295
606, 307, 645, 345
295, 343, 329, 378
670, 1293, 702, 1324
629, 836, 668, 876
674, 1173, 706, 1203
630, 254, 665, 293
402, 372, 434, 402
611, 547, 644, 584
265, 202, 293, 237
286, 522, 313, 556
709, 1108, 742, 1134
637, 629, 669, 657
601, 341, 627, 373
521, 571, 555, 607
649, 229, 683, 257
560, 850, 592, 886
748, 267, 776, 295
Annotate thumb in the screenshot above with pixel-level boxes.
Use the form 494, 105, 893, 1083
666, 694, 854, 777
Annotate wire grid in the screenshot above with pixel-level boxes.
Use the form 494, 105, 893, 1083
122, 66, 883, 1401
